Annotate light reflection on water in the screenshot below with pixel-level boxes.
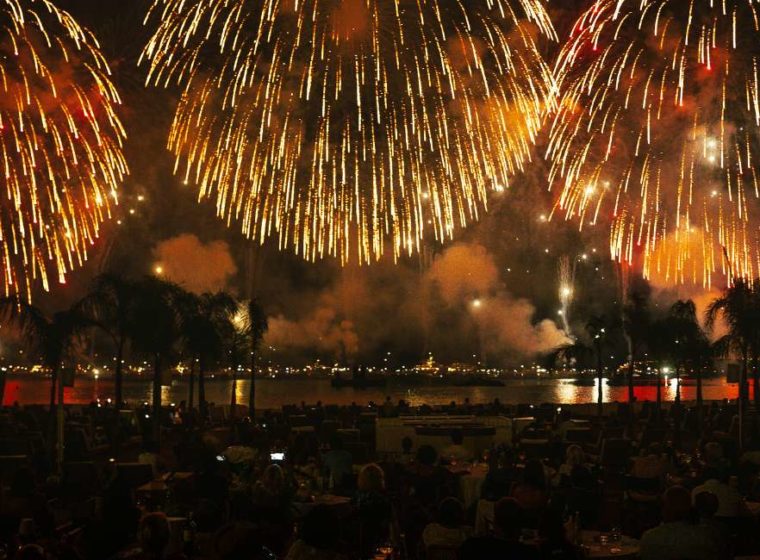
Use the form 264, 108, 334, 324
0, 375, 741, 408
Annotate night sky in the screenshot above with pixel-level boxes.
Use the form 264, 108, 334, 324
17, 1, 720, 368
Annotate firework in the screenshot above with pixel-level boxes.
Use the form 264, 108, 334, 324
558, 255, 574, 337
548, 0, 760, 287
142, 0, 555, 264
0, 0, 127, 299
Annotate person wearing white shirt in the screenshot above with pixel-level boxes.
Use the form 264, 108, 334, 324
640, 486, 720, 560
691, 470, 748, 518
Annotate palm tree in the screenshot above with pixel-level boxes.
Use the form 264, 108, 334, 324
0, 298, 89, 470
706, 279, 757, 403
667, 300, 709, 405
623, 276, 651, 403
128, 277, 183, 443
177, 291, 237, 420
585, 316, 608, 417
706, 279, 760, 446
647, 316, 678, 420
245, 299, 268, 422
78, 274, 139, 409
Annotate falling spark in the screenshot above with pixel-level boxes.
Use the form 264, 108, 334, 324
558, 255, 575, 337
142, 0, 556, 264
0, 0, 127, 300
548, 0, 760, 288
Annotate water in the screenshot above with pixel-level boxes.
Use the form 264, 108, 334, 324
0, 375, 741, 409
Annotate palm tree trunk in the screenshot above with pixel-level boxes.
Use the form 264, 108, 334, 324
47, 365, 58, 465
49, 367, 57, 415
198, 357, 206, 422
56, 365, 65, 473
696, 363, 704, 425
0, 369, 7, 407
740, 351, 748, 450
115, 339, 124, 410
187, 359, 195, 410
675, 363, 682, 404
153, 354, 162, 444
249, 348, 257, 422
627, 352, 635, 403
752, 356, 760, 410
742, 350, 749, 404
656, 368, 662, 421
230, 367, 237, 425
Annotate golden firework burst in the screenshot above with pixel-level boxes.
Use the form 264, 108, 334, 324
142, 0, 555, 264
548, 0, 760, 287
0, 0, 127, 299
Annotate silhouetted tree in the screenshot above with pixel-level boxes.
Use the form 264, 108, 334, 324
585, 316, 609, 417
623, 276, 652, 403
177, 291, 237, 420
129, 277, 182, 443
79, 274, 139, 409
0, 298, 89, 470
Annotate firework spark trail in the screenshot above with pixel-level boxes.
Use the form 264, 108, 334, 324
0, 0, 127, 300
558, 255, 574, 337
142, 0, 556, 265
548, 0, 760, 288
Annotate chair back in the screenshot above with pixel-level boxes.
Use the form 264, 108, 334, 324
116, 462, 154, 488
426, 545, 460, 560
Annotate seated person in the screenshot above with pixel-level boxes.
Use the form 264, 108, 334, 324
630, 443, 670, 480
422, 497, 472, 550
691, 468, 748, 519
406, 446, 450, 506
356, 464, 393, 556
213, 523, 277, 560
322, 435, 353, 490
538, 509, 579, 560
119, 512, 179, 560
512, 459, 549, 525
640, 486, 720, 560
481, 449, 518, 501
553, 445, 586, 487
441, 430, 472, 463
694, 491, 730, 560
460, 498, 538, 560
286, 505, 348, 560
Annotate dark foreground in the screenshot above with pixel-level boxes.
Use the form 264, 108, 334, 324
0, 398, 758, 559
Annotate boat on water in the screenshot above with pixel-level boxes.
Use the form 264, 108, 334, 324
452, 376, 505, 387
330, 369, 387, 389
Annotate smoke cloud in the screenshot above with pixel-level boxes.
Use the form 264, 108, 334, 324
265, 308, 359, 361
426, 243, 570, 360
152, 234, 237, 294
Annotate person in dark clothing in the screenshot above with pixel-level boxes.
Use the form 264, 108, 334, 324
538, 509, 578, 559
460, 498, 538, 560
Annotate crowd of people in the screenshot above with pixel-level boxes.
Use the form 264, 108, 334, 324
0, 397, 757, 559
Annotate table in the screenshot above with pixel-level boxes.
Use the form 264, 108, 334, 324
292, 426, 315, 433
136, 472, 195, 508
447, 464, 489, 508
579, 530, 639, 559
336, 428, 361, 442
293, 494, 353, 517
